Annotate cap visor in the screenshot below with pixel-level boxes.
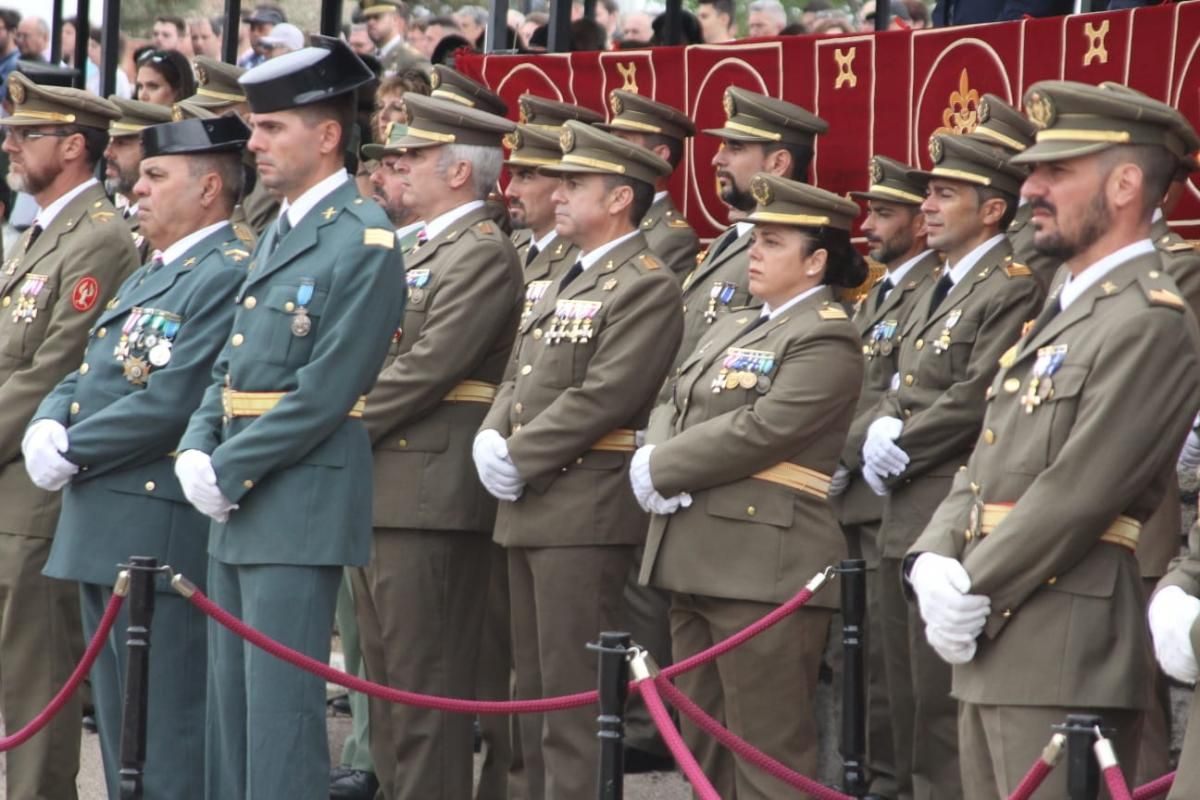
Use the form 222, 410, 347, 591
537, 161, 609, 177
1009, 139, 1113, 165
0, 114, 72, 126
702, 125, 773, 143
361, 143, 395, 159
504, 155, 561, 168
847, 189, 922, 205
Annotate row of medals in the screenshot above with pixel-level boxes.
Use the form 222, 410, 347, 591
547, 299, 602, 344
1017, 343, 1067, 413
871, 308, 963, 359
712, 347, 775, 394
12, 274, 48, 323
704, 281, 739, 324
115, 308, 181, 385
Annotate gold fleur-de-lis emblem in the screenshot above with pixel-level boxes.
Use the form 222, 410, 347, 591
1084, 20, 1110, 66
934, 69, 980, 136
617, 62, 638, 92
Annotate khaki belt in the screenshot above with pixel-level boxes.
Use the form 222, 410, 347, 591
592, 429, 637, 453
222, 388, 367, 419
752, 462, 832, 499
979, 503, 1139, 552
442, 380, 497, 404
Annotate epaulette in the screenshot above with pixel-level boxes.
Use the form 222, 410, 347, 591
667, 217, 691, 229
91, 210, 115, 223
1147, 287, 1185, 310
224, 247, 251, 264
1165, 241, 1198, 253
474, 220, 496, 235
638, 253, 662, 271
232, 223, 254, 246
1005, 262, 1032, 278
818, 303, 848, 320
363, 228, 395, 249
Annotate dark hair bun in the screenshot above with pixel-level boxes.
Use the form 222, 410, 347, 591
813, 227, 868, 288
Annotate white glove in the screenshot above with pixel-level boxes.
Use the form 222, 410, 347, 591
1180, 428, 1200, 473
629, 445, 692, 515
863, 416, 909, 477
861, 464, 890, 496
910, 552, 990, 636
22, 419, 78, 491
1149, 586, 1200, 683
828, 465, 851, 496
175, 450, 238, 523
472, 430, 525, 502
925, 623, 977, 664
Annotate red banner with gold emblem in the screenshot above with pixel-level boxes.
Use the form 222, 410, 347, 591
460, 2, 1200, 239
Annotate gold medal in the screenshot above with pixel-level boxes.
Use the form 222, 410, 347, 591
724, 373, 740, 390
123, 356, 150, 386
291, 309, 312, 337
738, 371, 758, 390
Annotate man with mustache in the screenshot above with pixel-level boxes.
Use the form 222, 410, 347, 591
861, 134, 1042, 798
104, 97, 172, 260
365, 122, 425, 252
830, 154, 941, 799
0, 71, 138, 800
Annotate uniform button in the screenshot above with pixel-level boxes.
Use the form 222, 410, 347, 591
862, 345, 870, 355
79, 363, 89, 375
144, 481, 156, 492
1002, 609, 1012, 618
222, 415, 229, 424
520, 364, 532, 375
397, 438, 408, 448
533, 328, 543, 340
70, 402, 80, 414
915, 339, 924, 350
903, 374, 914, 386
964, 529, 973, 542
746, 505, 756, 517
96, 327, 107, 338
243, 296, 257, 309
1004, 377, 1021, 393
514, 402, 523, 414
284, 301, 296, 312
903, 408, 912, 418
1149, 270, 1161, 278
983, 428, 995, 444
1047, 576, 1057, 585
243, 479, 254, 489
1, 296, 9, 308
682, 304, 688, 313
576, 457, 584, 464
231, 333, 244, 347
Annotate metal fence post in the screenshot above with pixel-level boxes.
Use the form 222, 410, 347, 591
595, 631, 631, 800
840, 558, 869, 798
118, 556, 158, 800
1062, 714, 1103, 800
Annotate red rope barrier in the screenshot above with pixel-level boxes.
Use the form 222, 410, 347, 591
1132, 771, 1175, 800
1103, 765, 1134, 800
638, 677, 721, 800
0, 591, 125, 752
1006, 734, 1064, 800
653, 675, 854, 800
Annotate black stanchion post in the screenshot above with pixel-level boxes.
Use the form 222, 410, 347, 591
840, 558, 869, 798
118, 557, 159, 800
595, 631, 631, 800
1061, 714, 1103, 800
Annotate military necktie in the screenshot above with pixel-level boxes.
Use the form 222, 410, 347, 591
525, 243, 540, 267
928, 273, 954, 314
270, 214, 292, 257
24, 224, 43, 252
874, 276, 894, 311
705, 227, 738, 264
743, 313, 769, 335
558, 260, 584, 292
1026, 296, 1062, 340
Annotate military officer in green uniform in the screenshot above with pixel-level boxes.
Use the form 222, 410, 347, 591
910, 80, 1200, 798
861, 133, 1043, 799
361, 0, 429, 77
474, 121, 683, 800
598, 90, 699, 282
104, 96, 172, 261
0, 72, 137, 800
173, 38, 405, 800
29, 114, 251, 800
830, 154, 941, 799
350, 93, 522, 800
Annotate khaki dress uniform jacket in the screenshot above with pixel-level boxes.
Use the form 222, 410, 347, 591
1007, 204, 1061, 291
640, 193, 699, 283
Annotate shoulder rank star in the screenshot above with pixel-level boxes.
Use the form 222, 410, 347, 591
321, 206, 337, 220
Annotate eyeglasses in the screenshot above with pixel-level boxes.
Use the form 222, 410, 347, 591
4, 128, 72, 144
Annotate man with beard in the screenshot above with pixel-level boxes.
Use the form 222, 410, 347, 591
911, 81, 1200, 798
506, 124, 578, 283
0, 71, 138, 800
860, 134, 1042, 798
365, 122, 424, 251
360, 0, 427, 77
105, 96, 173, 260
829, 154, 941, 799
28, 114, 250, 800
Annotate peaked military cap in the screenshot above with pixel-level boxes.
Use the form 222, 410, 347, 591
703, 86, 828, 147
1012, 80, 1200, 165
361, 120, 409, 159
189, 57, 247, 109
849, 155, 926, 205
108, 96, 174, 138
970, 93, 1037, 153
142, 115, 252, 158
360, 0, 404, 15
390, 92, 515, 149
909, 134, 1026, 196
746, 173, 859, 231
172, 98, 218, 121
503, 124, 562, 167
517, 93, 604, 130
2, 71, 120, 129
430, 66, 508, 116
597, 90, 695, 141
14, 60, 78, 87
542, 119, 671, 186
239, 35, 375, 114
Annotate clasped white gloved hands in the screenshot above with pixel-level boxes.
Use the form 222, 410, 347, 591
1178, 414, 1200, 473
1148, 585, 1200, 683
828, 465, 851, 497
22, 419, 79, 491
630, 445, 692, 515
862, 417, 908, 496
473, 429, 525, 502
910, 552, 990, 665
175, 450, 239, 523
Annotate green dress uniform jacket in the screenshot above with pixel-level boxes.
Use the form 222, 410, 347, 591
640, 193, 699, 283
877, 238, 1043, 558
835, 251, 941, 527
911, 252, 1200, 710
365, 205, 523, 531
178, 181, 406, 566
1155, 553, 1200, 800
482, 232, 684, 547
640, 287, 862, 607
1007, 203, 1061, 291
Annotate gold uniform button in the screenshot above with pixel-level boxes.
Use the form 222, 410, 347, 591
903, 374, 914, 386
243, 479, 254, 489
1004, 377, 1021, 393
520, 364, 532, 375
903, 408, 912, 418
284, 301, 296, 312
79, 363, 89, 375
514, 402, 523, 414
1, 296, 9, 308
983, 428, 995, 444
243, 296, 257, 309
746, 505, 756, 517
533, 328, 543, 340
96, 327, 107, 338
144, 481, 156, 492
397, 439, 408, 448
1047, 576, 1057, 585
915, 339, 924, 350
862, 345, 870, 355
1149, 270, 1161, 278
69, 402, 80, 414
1002, 609, 1012, 618
231, 333, 244, 347
964, 529, 973, 542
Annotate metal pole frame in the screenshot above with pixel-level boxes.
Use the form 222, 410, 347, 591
593, 631, 631, 800
222, 0, 243, 65
486, 0, 512, 53
839, 559, 870, 798
72, 0, 90, 90
50, 0, 64, 64
547, 0, 571, 53
118, 557, 160, 800
320, 0, 344, 38
99, 0, 120, 97
1059, 714, 1104, 800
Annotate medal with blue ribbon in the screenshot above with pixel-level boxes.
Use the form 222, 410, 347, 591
292, 282, 314, 337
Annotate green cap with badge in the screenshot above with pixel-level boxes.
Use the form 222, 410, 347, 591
108, 96, 174, 138
849, 155, 926, 205
2, 71, 120, 129
430, 66, 508, 117
542, 119, 671, 186
597, 90, 695, 142
969, 93, 1037, 153
361, 120, 410, 159
746, 172, 859, 231
909, 133, 1027, 196
503, 124, 562, 167
703, 86, 828, 147
389, 92, 515, 149
188, 57, 247, 110
517, 93, 604, 130
1011, 79, 1200, 165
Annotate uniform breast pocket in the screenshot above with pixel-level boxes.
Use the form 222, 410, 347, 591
1012, 364, 1088, 474
259, 283, 329, 366
947, 319, 980, 376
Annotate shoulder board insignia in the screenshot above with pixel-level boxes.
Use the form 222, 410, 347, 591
998, 344, 1017, 369
818, 304, 848, 320
641, 217, 657, 229
638, 253, 662, 270
224, 248, 250, 263
363, 228, 395, 249
1005, 262, 1032, 277
476, 221, 495, 235
668, 218, 691, 228
1148, 288, 1185, 309
91, 211, 114, 222
233, 223, 254, 245
1165, 241, 1197, 253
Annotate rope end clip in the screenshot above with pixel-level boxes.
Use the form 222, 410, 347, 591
113, 570, 131, 597
171, 573, 198, 598
1092, 727, 1119, 770
806, 565, 837, 593
628, 646, 660, 683
1042, 732, 1066, 766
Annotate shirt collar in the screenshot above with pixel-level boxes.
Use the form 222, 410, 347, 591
34, 178, 98, 229
396, 220, 425, 244
159, 221, 231, 266
424, 200, 485, 241
578, 229, 640, 272
1059, 239, 1156, 311
653, 190, 668, 204
944, 233, 1006, 287
761, 284, 823, 320
885, 249, 935, 293
379, 35, 404, 55
735, 220, 754, 239
532, 228, 558, 252
279, 169, 350, 229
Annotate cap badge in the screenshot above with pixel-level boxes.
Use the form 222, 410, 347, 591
503, 130, 521, 151
751, 175, 773, 206
928, 136, 945, 164
609, 92, 623, 117
171, 104, 184, 122
722, 90, 735, 121
868, 159, 884, 185
518, 98, 531, 124
1026, 92, 1054, 129
559, 126, 575, 153
9, 79, 24, 105
430, 70, 441, 89
196, 65, 209, 86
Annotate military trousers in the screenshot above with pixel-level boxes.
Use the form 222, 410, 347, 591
82, 580, 207, 800
507, 544, 634, 800
205, 558, 340, 800
334, 570, 373, 774
620, 543, 673, 759
351, 528, 491, 800
0, 532, 82, 800
475, 542, 521, 800
878, 556, 959, 800
670, 591, 832, 800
